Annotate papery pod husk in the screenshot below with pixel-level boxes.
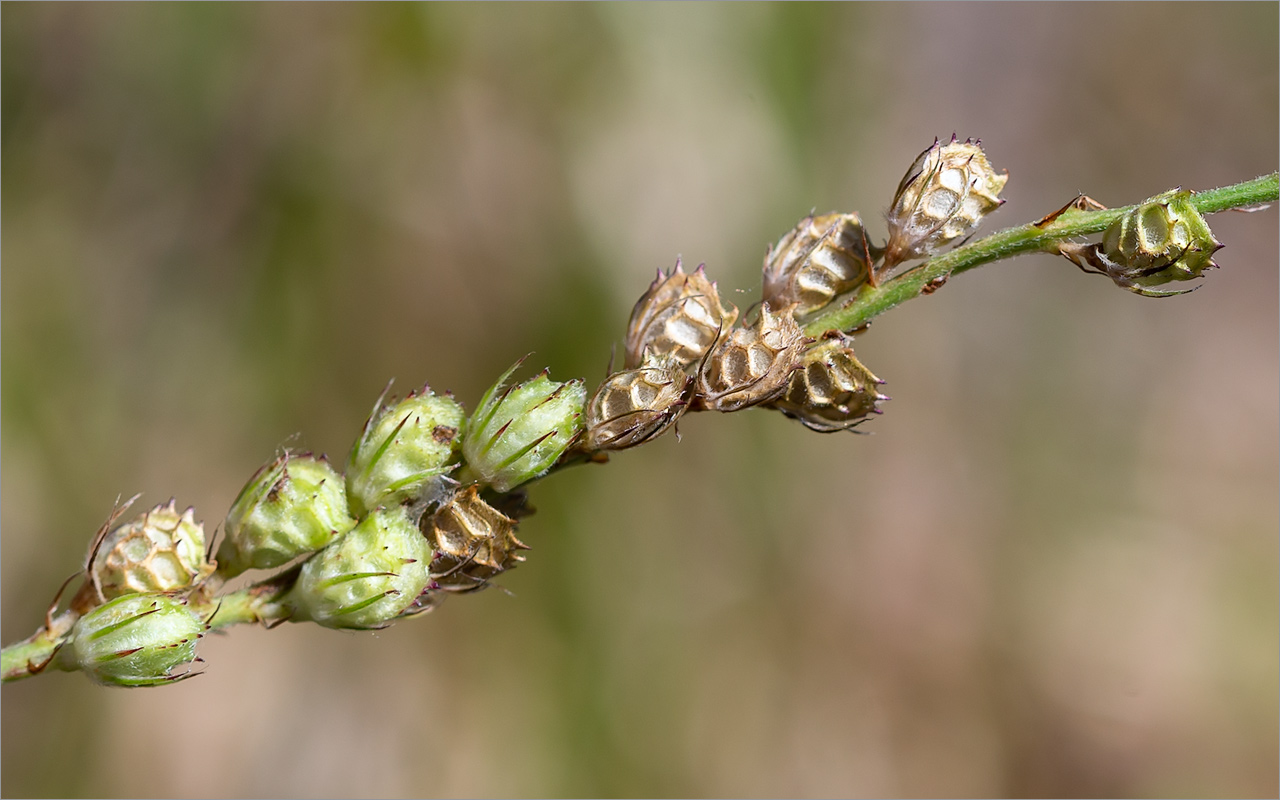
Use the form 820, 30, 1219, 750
883, 135, 1007, 271
624, 259, 739, 371
763, 212, 879, 316
770, 332, 888, 432
87, 500, 214, 603
695, 303, 808, 413
582, 350, 693, 452
422, 485, 528, 594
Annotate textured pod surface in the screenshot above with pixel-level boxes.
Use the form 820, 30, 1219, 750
461, 362, 585, 493
1100, 189, 1221, 287
89, 501, 213, 601
770, 333, 888, 432
696, 303, 808, 412
624, 260, 739, 370
582, 351, 693, 451
763, 212, 877, 316
68, 593, 206, 687
423, 485, 527, 593
347, 387, 465, 517
883, 135, 1007, 269
219, 453, 355, 577
288, 506, 432, 630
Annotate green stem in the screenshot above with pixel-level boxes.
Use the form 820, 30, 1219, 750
804, 172, 1279, 337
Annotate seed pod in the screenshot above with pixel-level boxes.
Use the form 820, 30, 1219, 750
624, 259, 739, 371
87, 501, 214, 603
423, 485, 528, 593
883, 135, 1007, 270
1099, 189, 1221, 295
763, 212, 878, 316
218, 453, 356, 578
66, 593, 207, 687
696, 303, 808, 413
770, 333, 888, 432
582, 351, 693, 452
460, 361, 586, 493
347, 386, 465, 517
287, 506, 432, 630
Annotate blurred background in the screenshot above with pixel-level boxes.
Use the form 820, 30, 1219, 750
2, 3, 1276, 797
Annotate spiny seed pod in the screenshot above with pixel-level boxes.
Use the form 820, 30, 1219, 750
582, 350, 693, 452
217, 453, 356, 578
1097, 189, 1221, 296
347, 386, 465, 517
625, 259, 739, 371
66, 594, 207, 687
423, 485, 528, 594
883, 135, 1008, 270
87, 500, 214, 602
460, 361, 585, 493
763, 212, 878, 316
287, 506, 432, 630
770, 333, 888, 433
696, 303, 808, 413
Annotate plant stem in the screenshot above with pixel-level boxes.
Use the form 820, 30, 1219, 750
804, 172, 1279, 338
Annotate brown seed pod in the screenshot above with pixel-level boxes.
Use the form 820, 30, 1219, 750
770, 332, 888, 432
695, 303, 808, 413
883, 135, 1007, 271
624, 259, 738, 371
582, 351, 693, 452
422, 486, 528, 593
763, 212, 879, 315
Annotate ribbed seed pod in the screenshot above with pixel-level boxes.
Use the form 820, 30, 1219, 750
582, 351, 693, 452
287, 506, 432, 630
88, 501, 214, 602
763, 212, 878, 316
347, 387, 465, 517
460, 362, 586, 493
696, 303, 808, 412
218, 453, 356, 577
883, 135, 1008, 270
66, 593, 207, 687
625, 259, 739, 371
1098, 189, 1221, 295
770, 333, 888, 432
423, 486, 528, 594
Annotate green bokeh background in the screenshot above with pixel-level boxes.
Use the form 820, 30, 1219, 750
2, 3, 1276, 797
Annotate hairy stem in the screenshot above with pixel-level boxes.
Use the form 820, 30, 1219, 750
804, 172, 1279, 337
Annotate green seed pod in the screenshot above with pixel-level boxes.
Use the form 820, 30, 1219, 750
1097, 189, 1222, 296
696, 303, 808, 413
883, 135, 1007, 270
67, 593, 207, 687
582, 350, 692, 452
460, 362, 586, 493
770, 332, 888, 432
347, 386, 465, 517
217, 453, 356, 578
88, 501, 214, 602
625, 259, 739, 371
763, 212, 878, 316
287, 506, 432, 630
423, 485, 528, 593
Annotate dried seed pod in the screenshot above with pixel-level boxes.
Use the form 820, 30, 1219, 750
87, 500, 214, 603
65, 593, 208, 687
696, 303, 808, 413
218, 452, 355, 577
582, 351, 693, 452
624, 259, 738, 371
422, 486, 528, 594
883, 135, 1007, 270
1059, 189, 1222, 297
770, 333, 888, 433
763, 212, 878, 316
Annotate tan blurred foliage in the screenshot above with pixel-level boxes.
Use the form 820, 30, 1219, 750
2, 4, 1276, 797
